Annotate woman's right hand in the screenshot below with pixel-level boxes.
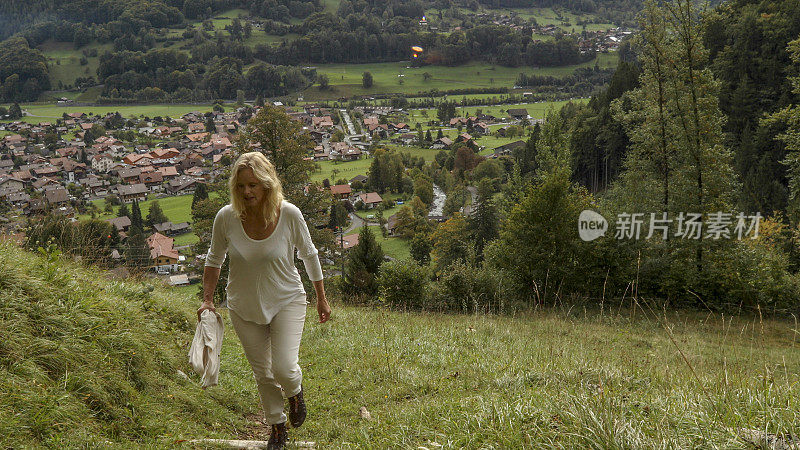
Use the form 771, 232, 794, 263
197, 300, 216, 322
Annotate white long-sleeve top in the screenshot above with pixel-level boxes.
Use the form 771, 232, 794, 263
205, 201, 323, 324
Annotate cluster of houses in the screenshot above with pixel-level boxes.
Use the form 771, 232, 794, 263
0, 109, 254, 273
470, 10, 633, 54
0, 109, 249, 221
1, 99, 541, 272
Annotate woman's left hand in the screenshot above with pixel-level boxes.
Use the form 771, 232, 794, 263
317, 298, 331, 323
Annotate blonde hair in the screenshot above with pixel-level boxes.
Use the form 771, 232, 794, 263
229, 152, 284, 224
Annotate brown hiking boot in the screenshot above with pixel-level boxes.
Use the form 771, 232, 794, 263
267, 422, 287, 450
288, 386, 307, 428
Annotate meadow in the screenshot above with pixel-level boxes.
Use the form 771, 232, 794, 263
3, 222, 798, 448
301, 53, 617, 101
39, 41, 112, 90
80, 193, 197, 224
346, 224, 411, 261
400, 98, 589, 127
311, 145, 442, 184
1, 103, 223, 124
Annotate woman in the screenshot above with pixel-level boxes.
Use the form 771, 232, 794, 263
198, 151, 331, 450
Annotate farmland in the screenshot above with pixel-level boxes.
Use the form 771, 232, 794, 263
300, 53, 617, 101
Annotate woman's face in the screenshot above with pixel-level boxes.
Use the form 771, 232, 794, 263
236, 167, 267, 209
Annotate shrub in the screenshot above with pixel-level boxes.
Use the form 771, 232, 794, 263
378, 259, 429, 310
427, 262, 516, 314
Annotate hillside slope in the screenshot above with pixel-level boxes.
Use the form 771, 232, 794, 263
0, 241, 253, 447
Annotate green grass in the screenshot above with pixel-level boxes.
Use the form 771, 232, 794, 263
401, 99, 589, 128
3, 240, 799, 447
302, 53, 617, 100
291, 302, 800, 447
312, 146, 446, 184
173, 233, 200, 248
0, 241, 255, 447
40, 41, 112, 90
321, 0, 341, 13
80, 194, 197, 224
347, 225, 411, 260
1, 103, 222, 124
312, 157, 374, 184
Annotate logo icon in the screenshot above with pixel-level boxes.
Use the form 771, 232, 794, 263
578, 210, 608, 241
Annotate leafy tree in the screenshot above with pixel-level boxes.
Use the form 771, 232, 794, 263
0, 38, 50, 102
235, 105, 334, 259
394, 204, 429, 239
485, 169, 592, 305
362, 71, 373, 88
410, 234, 432, 265
413, 177, 434, 207
104, 198, 114, 214
378, 259, 429, 309
83, 124, 106, 144
8, 102, 22, 119
317, 74, 329, 90
764, 36, 800, 265
430, 212, 471, 271
343, 225, 384, 296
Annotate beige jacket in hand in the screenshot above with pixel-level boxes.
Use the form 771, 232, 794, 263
189, 309, 224, 388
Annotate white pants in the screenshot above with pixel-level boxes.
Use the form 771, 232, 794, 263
229, 297, 307, 425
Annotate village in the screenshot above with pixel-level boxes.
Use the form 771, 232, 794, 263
0, 99, 541, 281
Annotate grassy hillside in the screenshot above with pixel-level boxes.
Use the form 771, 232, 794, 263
0, 240, 257, 447
3, 239, 796, 447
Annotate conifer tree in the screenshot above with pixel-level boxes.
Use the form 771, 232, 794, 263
117, 202, 129, 218
130, 200, 143, 232
146, 200, 168, 227
343, 225, 384, 296
191, 182, 209, 211
467, 193, 498, 263
125, 226, 151, 271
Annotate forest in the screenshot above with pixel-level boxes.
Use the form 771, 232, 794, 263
276, 0, 800, 312
0, 0, 613, 102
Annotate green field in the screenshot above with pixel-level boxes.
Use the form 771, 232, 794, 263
302, 53, 617, 100
40, 41, 112, 90
347, 225, 411, 260
1, 103, 223, 124
80, 194, 196, 224
401, 98, 589, 127
312, 145, 447, 184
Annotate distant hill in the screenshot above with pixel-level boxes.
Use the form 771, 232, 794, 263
0, 0, 638, 103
